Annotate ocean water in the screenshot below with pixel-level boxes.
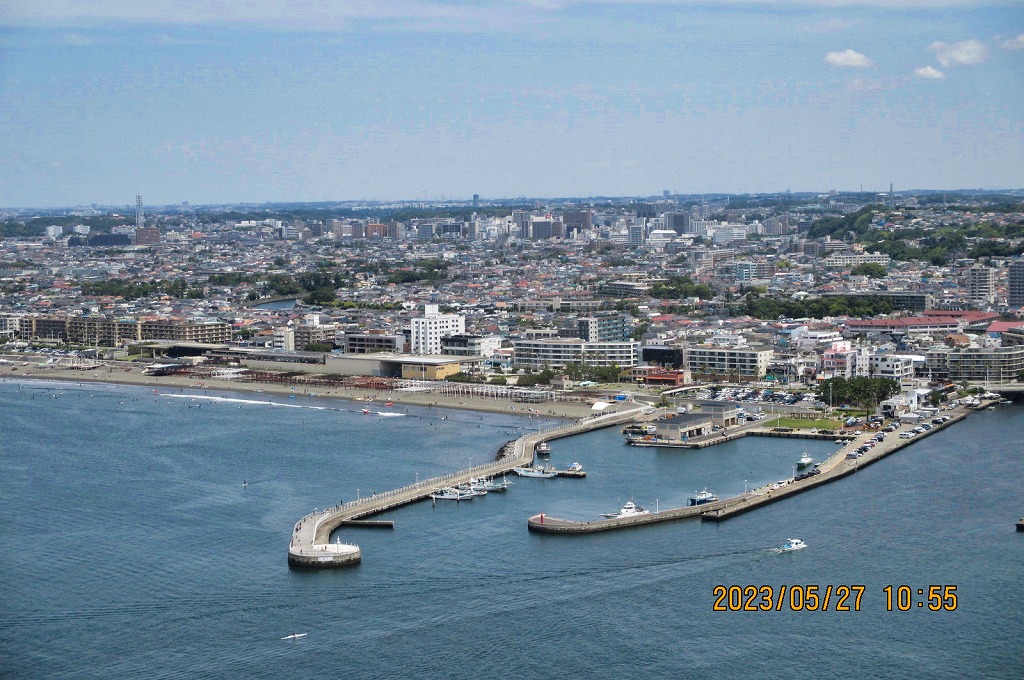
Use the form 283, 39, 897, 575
1, 379, 1021, 679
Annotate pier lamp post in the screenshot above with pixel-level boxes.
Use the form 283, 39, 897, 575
744, 479, 747, 497
416, 472, 419, 485
357, 488, 360, 500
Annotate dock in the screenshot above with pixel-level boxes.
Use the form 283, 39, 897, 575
626, 425, 857, 449
287, 405, 656, 568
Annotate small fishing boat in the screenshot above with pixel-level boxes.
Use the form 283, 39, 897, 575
429, 487, 476, 501
281, 633, 308, 640
688, 488, 718, 506
513, 465, 558, 479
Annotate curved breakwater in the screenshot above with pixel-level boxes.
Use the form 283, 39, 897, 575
287, 406, 654, 567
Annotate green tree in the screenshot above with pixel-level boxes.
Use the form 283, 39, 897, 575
850, 262, 887, 278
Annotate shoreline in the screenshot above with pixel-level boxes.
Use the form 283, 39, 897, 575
6, 363, 623, 421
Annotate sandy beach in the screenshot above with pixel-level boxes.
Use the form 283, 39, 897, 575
7, 361, 638, 421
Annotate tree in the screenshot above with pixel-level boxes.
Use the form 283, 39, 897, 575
303, 342, 334, 352
303, 287, 338, 306
850, 262, 887, 279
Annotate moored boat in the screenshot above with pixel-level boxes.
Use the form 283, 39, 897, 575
566, 461, 584, 472
429, 487, 476, 501
601, 500, 650, 519
513, 465, 558, 478
688, 488, 718, 506
797, 452, 814, 469
534, 441, 552, 455
475, 476, 511, 491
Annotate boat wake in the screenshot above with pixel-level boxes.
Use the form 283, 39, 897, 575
163, 394, 328, 410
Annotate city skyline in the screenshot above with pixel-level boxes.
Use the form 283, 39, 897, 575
2, 0, 1023, 207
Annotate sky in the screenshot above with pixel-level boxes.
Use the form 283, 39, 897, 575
1, 1, 1023, 208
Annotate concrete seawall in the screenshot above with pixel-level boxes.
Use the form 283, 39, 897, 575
287, 406, 657, 568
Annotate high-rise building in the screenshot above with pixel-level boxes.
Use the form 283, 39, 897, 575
578, 314, 633, 342
966, 264, 995, 307
409, 304, 465, 355
1008, 258, 1024, 307
563, 210, 593, 237
135, 192, 144, 230
511, 211, 531, 238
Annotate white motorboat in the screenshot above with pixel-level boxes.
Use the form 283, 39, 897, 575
601, 500, 650, 519
797, 452, 814, 469
513, 465, 558, 479
534, 441, 552, 455
281, 633, 308, 640
429, 487, 476, 501
566, 462, 584, 472
779, 538, 807, 552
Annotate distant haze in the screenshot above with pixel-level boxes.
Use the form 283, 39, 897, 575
1, 1, 1022, 207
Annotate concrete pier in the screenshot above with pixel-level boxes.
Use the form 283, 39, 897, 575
288, 406, 655, 567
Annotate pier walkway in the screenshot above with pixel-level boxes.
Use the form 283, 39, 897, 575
288, 405, 656, 567
527, 403, 983, 534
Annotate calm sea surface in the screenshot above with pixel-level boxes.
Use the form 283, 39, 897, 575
1, 379, 1021, 679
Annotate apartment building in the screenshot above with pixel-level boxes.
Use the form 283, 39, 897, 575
685, 345, 773, 380
512, 338, 639, 370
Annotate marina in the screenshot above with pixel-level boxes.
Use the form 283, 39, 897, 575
527, 399, 989, 534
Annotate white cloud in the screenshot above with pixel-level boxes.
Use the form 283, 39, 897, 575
929, 39, 990, 67
1001, 33, 1024, 50
913, 65, 946, 79
824, 49, 874, 68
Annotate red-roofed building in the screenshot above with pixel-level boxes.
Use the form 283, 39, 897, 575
844, 310, 999, 336
986, 321, 1024, 337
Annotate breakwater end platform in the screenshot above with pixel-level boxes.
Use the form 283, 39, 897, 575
288, 406, 657, 568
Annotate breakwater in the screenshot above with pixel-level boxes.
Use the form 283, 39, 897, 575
527, 403, 983, 534
287, 406, 657, 567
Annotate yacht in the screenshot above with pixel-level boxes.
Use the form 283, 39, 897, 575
601, 500, 650, 519
566, 462, 584, 472
688, 488, 719, 506
534, 441, 552, 455
779, 538, 807, 552
797, 452, 814, 469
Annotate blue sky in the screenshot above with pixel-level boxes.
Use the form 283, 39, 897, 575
1, 1, 1022, 207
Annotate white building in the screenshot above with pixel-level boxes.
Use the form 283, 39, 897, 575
867, 354, 921, 383
512, 338, 639, 370
966, 264, 995, 307
685, 344, 774, 380
410, 304, 465, 355
272, 327, 295, 351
